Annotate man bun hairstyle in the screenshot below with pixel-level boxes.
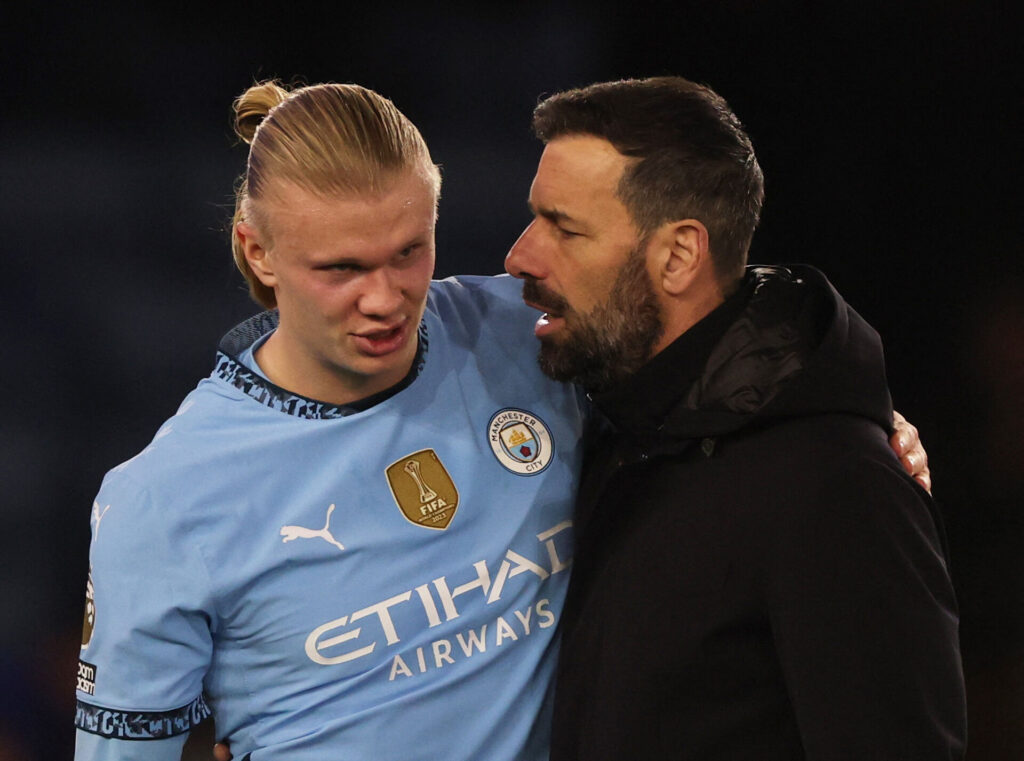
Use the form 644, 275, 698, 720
230, 80, 441, 308
233, 81, 290, 144
532, 77, 764, 285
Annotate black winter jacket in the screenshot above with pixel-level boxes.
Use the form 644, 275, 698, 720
550, 265, 966, 760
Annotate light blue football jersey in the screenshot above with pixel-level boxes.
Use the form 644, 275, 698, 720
75, 275, 587, 761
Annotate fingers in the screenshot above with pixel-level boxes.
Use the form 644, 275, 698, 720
902, 451, 933, 494
890, 411, 917, 456
891, 411, 932, 494
213, 743, 233, 761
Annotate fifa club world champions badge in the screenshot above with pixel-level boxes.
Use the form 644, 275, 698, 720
386, 449, 460, 529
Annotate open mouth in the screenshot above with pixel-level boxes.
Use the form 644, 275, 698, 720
526, 303, 568, 338
521, 281, 570, 338
352, 322, 408, 357
534, 312, 566, 337
522, 297, 567, 338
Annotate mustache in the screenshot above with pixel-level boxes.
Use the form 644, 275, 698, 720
522, 278, 570, 314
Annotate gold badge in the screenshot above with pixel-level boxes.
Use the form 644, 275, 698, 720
386, 449, 460, 530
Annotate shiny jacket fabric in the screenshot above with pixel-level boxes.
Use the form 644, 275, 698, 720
551, 265, 966, 760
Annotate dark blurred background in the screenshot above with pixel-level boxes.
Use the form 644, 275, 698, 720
2, 2, 1020, 758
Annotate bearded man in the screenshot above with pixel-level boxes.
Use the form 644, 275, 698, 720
505, 77, 965, 760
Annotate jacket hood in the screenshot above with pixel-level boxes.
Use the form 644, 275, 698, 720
594, 264, 893, 443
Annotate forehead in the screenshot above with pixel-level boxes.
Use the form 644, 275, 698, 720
531, 135, 630, 206
261, 172, 437, 257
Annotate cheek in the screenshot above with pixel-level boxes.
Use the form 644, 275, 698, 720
563, 275, 608, 316
403, 255, 436, 299
553, 244, 606, 293
288, 278, 359, 322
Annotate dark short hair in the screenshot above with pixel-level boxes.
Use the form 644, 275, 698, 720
532, 77, 764, 284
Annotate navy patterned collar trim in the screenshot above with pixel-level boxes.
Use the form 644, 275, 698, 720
214, 310, 429, 420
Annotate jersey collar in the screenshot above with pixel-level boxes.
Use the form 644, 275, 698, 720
213, 310, 428, 419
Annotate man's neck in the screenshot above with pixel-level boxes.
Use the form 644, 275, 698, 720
254, 330, 417, 407
650, 282, 728, 359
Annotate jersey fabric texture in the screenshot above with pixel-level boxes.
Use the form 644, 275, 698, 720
550, 265, 966, 760
75, 275, 587, 761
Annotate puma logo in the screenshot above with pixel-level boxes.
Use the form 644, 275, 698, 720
280, 504, 345, 552
91, 502, 111, 544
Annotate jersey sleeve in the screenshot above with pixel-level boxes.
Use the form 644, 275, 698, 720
75, 473, 215, 760
766, 456, 966, 759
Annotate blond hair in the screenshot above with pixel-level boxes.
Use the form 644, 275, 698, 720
231, 80, 441, 307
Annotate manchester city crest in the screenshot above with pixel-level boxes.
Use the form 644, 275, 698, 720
487, 408, 553, 475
